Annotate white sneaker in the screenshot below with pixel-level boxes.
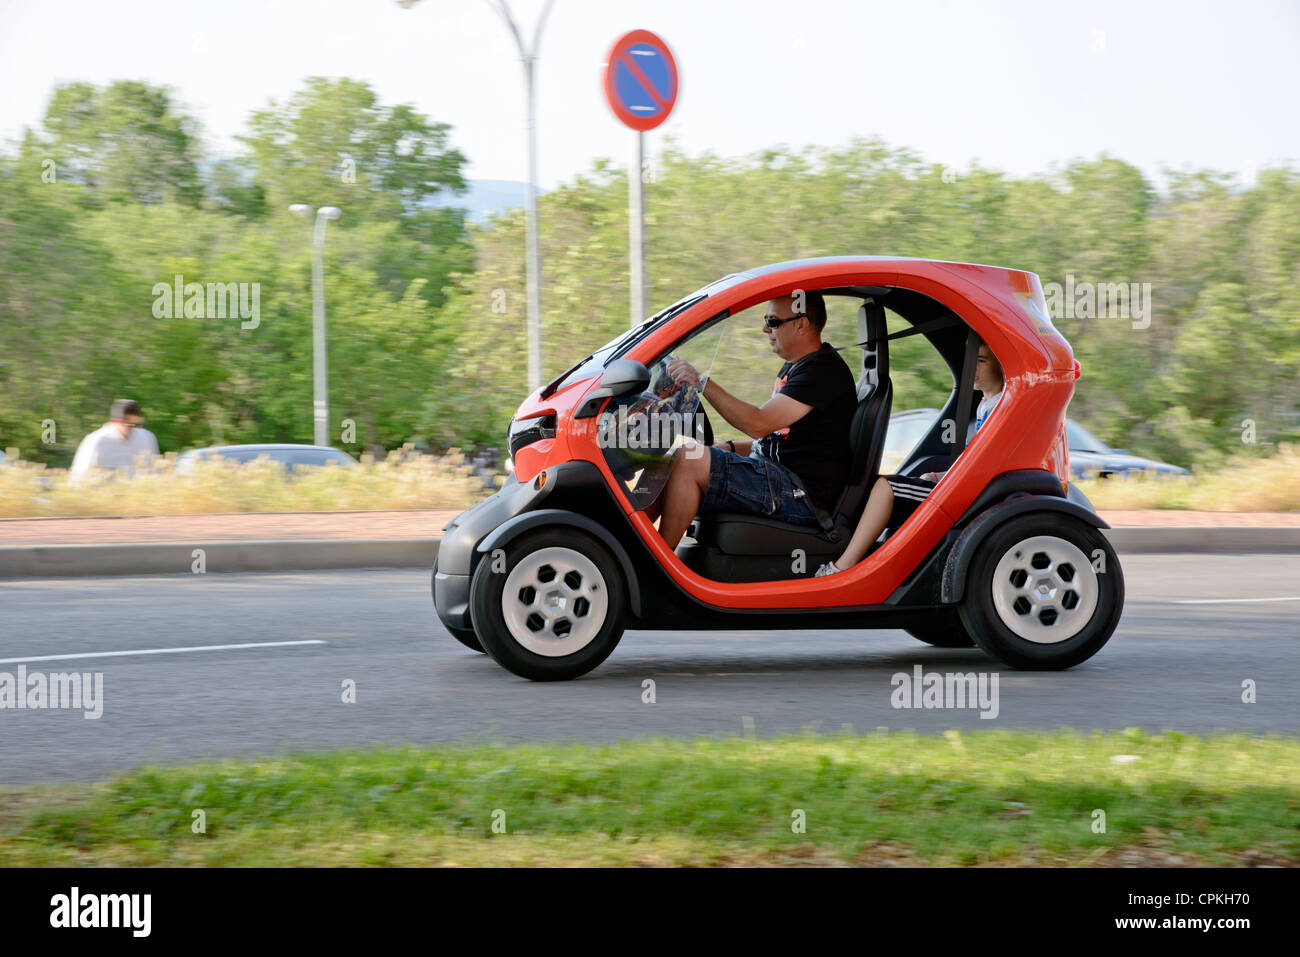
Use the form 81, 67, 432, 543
815, 561, 842, 577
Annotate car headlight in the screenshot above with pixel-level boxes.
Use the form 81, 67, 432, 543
508, 413, 556, 462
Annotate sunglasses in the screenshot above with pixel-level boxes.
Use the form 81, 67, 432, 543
762, 314, 804, 330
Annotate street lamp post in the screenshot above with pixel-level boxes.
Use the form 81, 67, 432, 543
401, 0, 554, 392
490, 0, 557, 394
289, 203, 342, 447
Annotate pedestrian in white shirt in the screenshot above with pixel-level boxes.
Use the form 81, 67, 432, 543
68, 399, 160, 484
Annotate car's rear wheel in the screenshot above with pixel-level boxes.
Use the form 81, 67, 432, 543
470, 527, 627, 681
905, 611, 976, 648
958, 513, 1123, 670
432, 554, 485, 653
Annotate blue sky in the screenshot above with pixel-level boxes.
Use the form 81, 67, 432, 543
2, 0, 1297, 189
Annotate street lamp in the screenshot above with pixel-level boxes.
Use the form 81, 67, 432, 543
402, 0, 555, 393
289, 203, 342, 446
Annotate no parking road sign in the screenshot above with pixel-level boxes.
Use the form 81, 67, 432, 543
604, 29, 678, 131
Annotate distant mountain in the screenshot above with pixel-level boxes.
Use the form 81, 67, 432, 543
431, 179, 547, 223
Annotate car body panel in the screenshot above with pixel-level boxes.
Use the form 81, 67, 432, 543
473, 257, 1083, 614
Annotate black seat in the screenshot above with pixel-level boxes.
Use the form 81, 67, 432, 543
692, 300, 893, 560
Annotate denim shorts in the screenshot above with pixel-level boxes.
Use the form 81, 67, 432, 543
698, 447, 821, 526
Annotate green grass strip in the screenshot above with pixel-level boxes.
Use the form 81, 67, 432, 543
2, 729, 1296, 866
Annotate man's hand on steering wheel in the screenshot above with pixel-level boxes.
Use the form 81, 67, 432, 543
666, 358, 704, 390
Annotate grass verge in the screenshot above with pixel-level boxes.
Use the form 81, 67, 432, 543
0, 448, 488, 518
1078, 444, 1300, 512
2, 729, 1297, 866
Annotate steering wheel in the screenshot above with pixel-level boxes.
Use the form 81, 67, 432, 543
696, 405, 714, 448
651, 353, 714, 448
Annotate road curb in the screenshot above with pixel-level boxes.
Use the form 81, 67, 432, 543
1102, 526, 1300, 554
0, 527, 1296, 578
0, 539, 440, 578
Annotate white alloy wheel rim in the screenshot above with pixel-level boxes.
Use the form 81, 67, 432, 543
501, 547, 609, 657
991, 535, 1099, 644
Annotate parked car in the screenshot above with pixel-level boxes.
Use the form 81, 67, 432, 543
175, 444, 357, 475
1065, 421, 1188, 480
434, 255, 1126, 679
882, 409, 1187, 480
880, 408, 943, 474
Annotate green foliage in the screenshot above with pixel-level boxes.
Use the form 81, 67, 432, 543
3, 731, 1297, 866
38, 80, 202, 207
432, 138, 1300, 470
0, 78, 472, 461
2, 77, 1298, 475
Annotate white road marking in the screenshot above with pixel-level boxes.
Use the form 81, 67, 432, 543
0, 639, 326, 665
1172, 596, 1300, 604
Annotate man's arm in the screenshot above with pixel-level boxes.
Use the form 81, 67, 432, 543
665, 358, 812, 439
701, 378, 812, 439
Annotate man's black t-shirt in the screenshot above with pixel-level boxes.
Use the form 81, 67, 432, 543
752, 342, 857, 512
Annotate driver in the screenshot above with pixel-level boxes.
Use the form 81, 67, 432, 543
654, 290, 857, 549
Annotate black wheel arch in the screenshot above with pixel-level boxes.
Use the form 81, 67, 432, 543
475, 508, 642, 617
941, 496, 1110, 604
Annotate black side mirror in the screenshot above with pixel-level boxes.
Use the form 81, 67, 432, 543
598, 359, 651, 397
574, 359, 652, 419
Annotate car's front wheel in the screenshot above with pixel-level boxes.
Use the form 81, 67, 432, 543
470, 527, 627, 681
958, 513, 1124, 670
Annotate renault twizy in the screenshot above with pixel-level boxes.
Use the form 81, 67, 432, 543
433, 257, 1124, 680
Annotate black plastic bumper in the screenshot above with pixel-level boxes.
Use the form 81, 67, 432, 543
432, 463, 596, 632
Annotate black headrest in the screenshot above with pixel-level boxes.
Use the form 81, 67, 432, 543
855, 299, 889, 399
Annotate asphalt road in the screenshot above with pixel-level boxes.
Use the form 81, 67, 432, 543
1, 555, 1297, 785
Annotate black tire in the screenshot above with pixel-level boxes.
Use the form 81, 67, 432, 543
905, 611, 976, 648
447, 624, 485, 653
432, 555, 485, 653
470, 527, 627, 681
958, 513, 1124, 670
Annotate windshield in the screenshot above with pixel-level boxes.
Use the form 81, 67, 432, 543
598, 315, 728, 509
1066, 420, 1110, 454
541, 290, 720, 397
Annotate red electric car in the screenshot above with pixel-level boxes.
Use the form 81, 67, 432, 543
433, 257, 1124, 680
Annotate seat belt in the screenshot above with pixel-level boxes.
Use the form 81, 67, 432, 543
778, 464, 840, 541
949, 328, 981, 469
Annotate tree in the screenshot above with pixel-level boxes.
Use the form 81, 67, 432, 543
39, 81, 203, 207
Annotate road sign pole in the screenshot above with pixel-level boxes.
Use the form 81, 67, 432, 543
604, 29, 678, 330
629, 129, 645, 327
